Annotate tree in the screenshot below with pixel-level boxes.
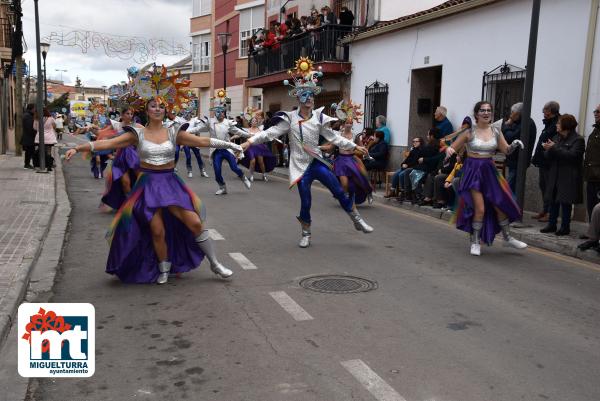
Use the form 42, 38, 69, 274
48, 92, 70, 113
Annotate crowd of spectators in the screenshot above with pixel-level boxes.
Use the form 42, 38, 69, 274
248, 6, 355, 74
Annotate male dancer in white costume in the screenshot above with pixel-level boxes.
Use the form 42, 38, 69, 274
242, 58, 374, 247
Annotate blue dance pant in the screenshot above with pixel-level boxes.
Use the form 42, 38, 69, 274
297, 160, 354, 224
212, 149, 244, 186
90, 154, 109, 178
175, 145, 204, 171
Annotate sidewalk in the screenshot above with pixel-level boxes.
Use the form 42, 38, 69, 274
268, 166, 600, 265
0, 151, 70, 346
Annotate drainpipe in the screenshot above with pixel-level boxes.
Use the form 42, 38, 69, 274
579, 0, 599, 134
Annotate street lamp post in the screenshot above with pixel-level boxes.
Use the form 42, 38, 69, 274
40, 42, 50, 106
217, 32, 232, 93
55, 68, 67, 82
515, 0, 541, 216
33, 0, 47, 172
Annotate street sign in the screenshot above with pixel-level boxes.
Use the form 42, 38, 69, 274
11, 64, 28, 76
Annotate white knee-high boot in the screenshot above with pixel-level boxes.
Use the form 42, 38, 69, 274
195, 230, 233, 278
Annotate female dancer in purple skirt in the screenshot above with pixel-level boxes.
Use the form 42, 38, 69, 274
446, 101, 527, 256
328, 100, 373, 205
65, 98, 242, 284
238, 108, 276, 182
100, 107, 143, 210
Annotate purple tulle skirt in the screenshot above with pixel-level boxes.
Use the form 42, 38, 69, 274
101, 146, 139, 210
105, 168, 206, 283
333, 154, 373, 204
456, 157, 521, 245
240, 143, 276, 173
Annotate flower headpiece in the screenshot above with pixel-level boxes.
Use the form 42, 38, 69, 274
89, 99, 106, 116
129, 63, 192, 113
283, 57, 323, 100
331, 99, 363, 124
242, 106, 263, 123
210, 88, 229, 112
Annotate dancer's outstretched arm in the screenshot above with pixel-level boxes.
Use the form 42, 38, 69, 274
177, 130, 243, 152
64, 132, 137, 160
241, 118, 291, 150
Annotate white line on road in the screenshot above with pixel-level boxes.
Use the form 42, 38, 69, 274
268, 291, 313, 321
341, 359, 407, 401
208, 229, 224, 240
228, 252, 257, 270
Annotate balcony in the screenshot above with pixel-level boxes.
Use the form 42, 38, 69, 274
246, 25, 353, 86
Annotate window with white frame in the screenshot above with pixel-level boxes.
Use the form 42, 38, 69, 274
192, 34, 211, 72
239, 6, 264, 58
192, 0, 211, 17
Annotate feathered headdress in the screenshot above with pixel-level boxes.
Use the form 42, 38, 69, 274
331, 99, 363, 124
283, 57, 323, 98
129, 63, 192, 113
210, 88, 229, 112
89, 99, 106, 116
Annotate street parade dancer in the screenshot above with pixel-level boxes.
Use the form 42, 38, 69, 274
187, 90, 252, 195
173, 105, 210, 178
329, 99, 373, 205
238, 107, 276, 182
242, 57, 373, 248
100, 106, 143, 210
446, 101, 527, 256
65, 64, 242, 284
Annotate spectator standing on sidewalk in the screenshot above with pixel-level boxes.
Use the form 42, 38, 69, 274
375, 115, 391, 145
540, 114, 585, 236
55, 114, 65, 140
583, 104, 600, 221
21, 103, 36, 169
434, 106, 454, 139
501, 102, 537, 193
33, 107, 57, 172
531, 101, 560, 222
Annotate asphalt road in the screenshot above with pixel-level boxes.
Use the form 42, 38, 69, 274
27, 148, 600, 401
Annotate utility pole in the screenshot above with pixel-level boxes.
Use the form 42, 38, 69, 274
515, 0, 541, 215
14, 0, 24, 156
33, 0, 47, 171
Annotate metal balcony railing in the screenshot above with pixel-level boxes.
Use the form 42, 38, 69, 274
247, 25, 354, 79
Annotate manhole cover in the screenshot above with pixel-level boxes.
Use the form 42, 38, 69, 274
299, 275, 377, 294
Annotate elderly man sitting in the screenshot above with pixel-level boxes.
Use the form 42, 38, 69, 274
434, 106, 454, 139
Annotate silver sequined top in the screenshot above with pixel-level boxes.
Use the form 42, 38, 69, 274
466, 126, 500, 156
127, 126, 178, 165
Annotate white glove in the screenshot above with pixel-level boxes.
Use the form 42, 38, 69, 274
445, 146, 456, 159
507, 139, 524, 154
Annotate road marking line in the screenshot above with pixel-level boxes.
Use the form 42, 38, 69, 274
341, 359, 407, 401
269, 291, 313, 321
229, 252, 257, 270
208, 229, 224, 240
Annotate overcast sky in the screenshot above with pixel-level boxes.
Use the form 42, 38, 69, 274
22, 0, 192, 88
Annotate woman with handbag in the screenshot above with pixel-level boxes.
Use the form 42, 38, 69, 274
32, 107, 57, 172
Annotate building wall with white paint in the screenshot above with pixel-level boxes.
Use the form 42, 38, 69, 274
349, 0, 598, 147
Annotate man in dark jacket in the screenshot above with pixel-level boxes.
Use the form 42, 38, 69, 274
531, 101, 560, 222
21, 103, 36, 169
501, 102, 537, 193
583, 103, 600, 221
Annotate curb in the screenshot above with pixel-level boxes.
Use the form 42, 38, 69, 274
0, 153, 72, 348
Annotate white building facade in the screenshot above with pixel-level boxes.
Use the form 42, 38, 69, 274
349, 0, 600, 155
